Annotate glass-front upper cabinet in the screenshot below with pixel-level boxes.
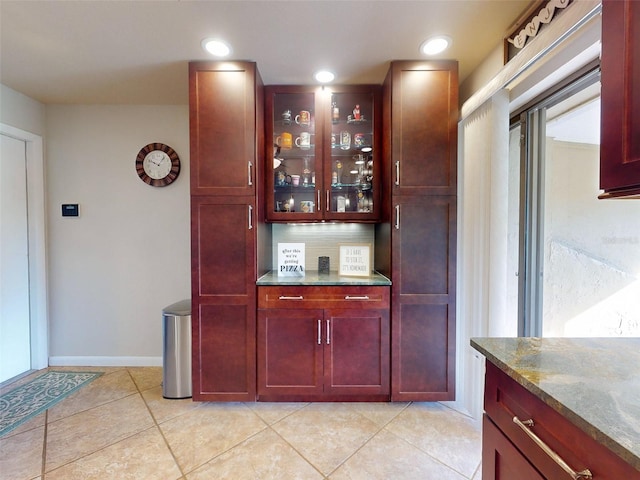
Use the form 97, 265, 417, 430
265, 85, 380, 222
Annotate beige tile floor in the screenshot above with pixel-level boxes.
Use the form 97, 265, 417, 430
0, 367, 482, 479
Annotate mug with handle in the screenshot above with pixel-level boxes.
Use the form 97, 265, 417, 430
276, 132, 293, 149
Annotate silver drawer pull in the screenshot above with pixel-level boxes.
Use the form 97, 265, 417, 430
513, 416, 593, 479
278, 295, 304, 300
344, 295, 370, 300
317, 320, 322, 345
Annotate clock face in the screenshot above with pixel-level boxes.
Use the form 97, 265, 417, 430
135, 143, 180, 187
143, 151, 172, 179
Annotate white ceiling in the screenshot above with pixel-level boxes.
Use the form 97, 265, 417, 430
0, 0, 534, 105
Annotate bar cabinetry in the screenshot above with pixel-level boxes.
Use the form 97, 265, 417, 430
380, 60, 458, 401
266, 85, 381, 222
189, 61, 264, 401
257, 285, 390, 401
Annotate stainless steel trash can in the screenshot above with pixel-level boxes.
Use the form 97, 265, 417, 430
162, 299, 192, 399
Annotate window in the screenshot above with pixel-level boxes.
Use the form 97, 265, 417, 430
512, 71, 640, 337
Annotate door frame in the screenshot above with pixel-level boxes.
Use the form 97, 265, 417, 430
1, 123, 48, 372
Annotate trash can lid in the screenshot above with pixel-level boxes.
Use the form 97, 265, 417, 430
162, 299, 191, 316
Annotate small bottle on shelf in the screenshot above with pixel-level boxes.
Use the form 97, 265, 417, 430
332, 101, 340, 124
353, 104, 361, 121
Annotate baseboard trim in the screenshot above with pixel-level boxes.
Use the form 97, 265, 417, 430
49, 356, 163, 367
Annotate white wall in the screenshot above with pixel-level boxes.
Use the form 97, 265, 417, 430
0, 84, 46, 136
46, 105, 191, 366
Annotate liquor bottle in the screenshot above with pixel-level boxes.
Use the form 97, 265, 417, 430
332, 101, 340, 124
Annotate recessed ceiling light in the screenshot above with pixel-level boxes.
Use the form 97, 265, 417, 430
420, 35, 452, 56
201, 38, 231, 57
314, 70, 335, 83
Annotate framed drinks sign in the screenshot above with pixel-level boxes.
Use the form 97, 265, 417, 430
339, 244, 371, 277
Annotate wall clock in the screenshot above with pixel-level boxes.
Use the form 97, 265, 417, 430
135, 143, 181, 187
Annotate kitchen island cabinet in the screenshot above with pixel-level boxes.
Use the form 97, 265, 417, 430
599, 0, 640, 199
472, 337, 640, 479
257, 284, 390, 401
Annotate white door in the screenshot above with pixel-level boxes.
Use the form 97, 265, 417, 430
0, 133, 31, 382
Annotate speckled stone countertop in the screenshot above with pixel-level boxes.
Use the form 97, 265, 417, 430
257, 270, 391, 286
471, 337, 640, 472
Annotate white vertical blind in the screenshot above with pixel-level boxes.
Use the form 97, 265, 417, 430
457, 90, 510, 421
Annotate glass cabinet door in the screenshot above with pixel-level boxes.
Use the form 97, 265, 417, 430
266, 85, 380, 222
325, 87, 380, 221
267, 87, 323, 220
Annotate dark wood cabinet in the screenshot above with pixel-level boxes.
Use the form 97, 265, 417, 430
599, 0, 640, 199
482, 415, 545, 480
190, 197, 256, 401
389, 195, 456, 400
482, 362, 638, 479
257, 286, 390, 401
266, 85, 381, 222
189, 61, 264, 401
381, 60, 458, 401
385, 60, 458, 196
189, 61, 263, 197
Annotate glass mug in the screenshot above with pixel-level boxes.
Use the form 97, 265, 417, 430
276, 132, 292, 150
295, 110, 311, 126
295, 132, 311, 150
275, 171, 291, 186
340, 131, 351, 150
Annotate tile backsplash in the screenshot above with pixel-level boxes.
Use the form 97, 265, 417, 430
271, 223, 375, 272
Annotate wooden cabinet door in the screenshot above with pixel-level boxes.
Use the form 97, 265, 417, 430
257, 309, 324, 399
385, 60, 458, 196
599, 0, 640, 198
191, 196, 256, 401
391, 195, 456, 401
189, 61, 262, 196
482, 415, 545, 480
324, 308, 390, 396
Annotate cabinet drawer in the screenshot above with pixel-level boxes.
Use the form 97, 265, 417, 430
484, 362, 637, 479
258, 286, 389, 309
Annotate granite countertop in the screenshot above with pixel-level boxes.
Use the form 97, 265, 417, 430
471, 337, 640, 472
257, 270, 391, 286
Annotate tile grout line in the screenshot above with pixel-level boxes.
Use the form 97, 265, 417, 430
41, 409, 48, 479
41, 368, 159, 476
265, 422, 328, 479
127, 367, 187, 479
381, 424, 476, 479
322, 403, 411, 478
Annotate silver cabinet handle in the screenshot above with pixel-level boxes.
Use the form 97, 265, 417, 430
395, 161, 400, 186
278, 296, 304, 300
326, 319, 330, 345
395, 205, 400, 230
326, 190, 330, 212
344, 295, 370, 300
248, 161, 253, 186
317, 320, 322, 345
513, 417, 593, 479
248, 205, 253, 230
317, 190, 321, 212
